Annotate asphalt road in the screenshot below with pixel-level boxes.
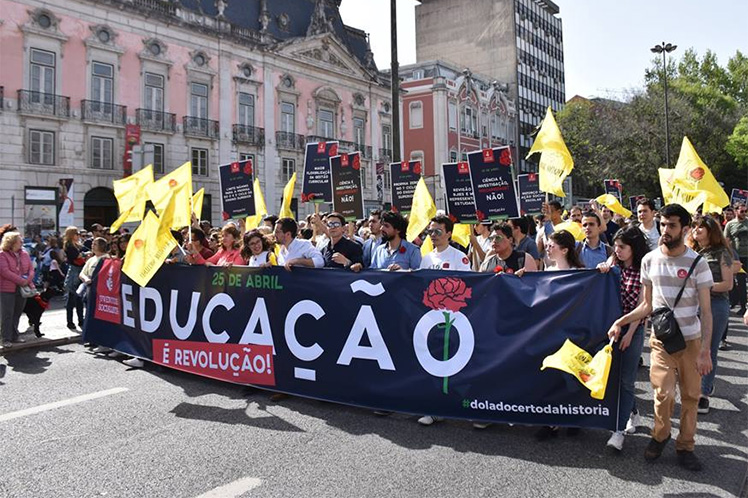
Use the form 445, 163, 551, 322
0, 313, 746, 498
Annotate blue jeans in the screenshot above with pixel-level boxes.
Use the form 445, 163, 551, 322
701, 297, 730, 396
618, 323, 644, 430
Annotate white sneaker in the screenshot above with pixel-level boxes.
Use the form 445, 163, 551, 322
417, 415, 443, 426
93, 346, 112, 354
472, 422, 492, 430
123, 357, 145, 368
624, 412, 639, 435
606, 431, 625, 451
107, 351, 125, 359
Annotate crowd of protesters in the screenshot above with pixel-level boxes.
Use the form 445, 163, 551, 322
1, 197, 747, 472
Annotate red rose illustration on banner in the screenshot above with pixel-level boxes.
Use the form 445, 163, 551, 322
301, 193, 309, 202
230, 162, 240, 174
483, 148, 495, 163
329, 143, 338, 156
352, 155, 361, 170
476, 209, 486, 221
690, 168, 705, 181
494, 266, 503, 274
222, 211, 229, 221
448, 213, 458, 223
308, 193, 316, 201
414, 162, 422, 175
422, 277, 473, 394
317, 142, 326, 154
499, 148, 512, 166
391, 205, 398, 213
243, 161, 253, 176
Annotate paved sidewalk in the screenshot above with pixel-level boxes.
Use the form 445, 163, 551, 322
0, 296, 81, 356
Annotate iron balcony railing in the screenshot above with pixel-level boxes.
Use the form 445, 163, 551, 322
132, 0, 175, 16
275, 131, 306, 150
232, 124, 265, 146
183, 116, 219, 139
17, 90, 70, 118
378, 148, 393, 162
136, 108, 176, 133
81, 100, 127, 126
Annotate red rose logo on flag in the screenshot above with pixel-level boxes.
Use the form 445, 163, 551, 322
422, 277, 472, 313
243, 161, 253, 176
341, 154, 349, 167
222, 211, 229, 221
317, 142, 326, 154
230, 162, 240, 174
414, 162, 422, 175
329, 143, 338, 156
352, 154, 361, 170
133, 239, 145, 250
457, 162, 469, 174
401, 161, 409, 172
690, 168, 705, 181
499, 148, 512, 166
168, 179, 178, 188
483, 148, 495, 163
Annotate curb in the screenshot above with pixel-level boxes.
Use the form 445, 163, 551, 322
0, 334, 81, 356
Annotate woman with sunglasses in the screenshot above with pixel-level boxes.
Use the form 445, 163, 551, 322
688, 216, 733, 414
241, 229, 277, 268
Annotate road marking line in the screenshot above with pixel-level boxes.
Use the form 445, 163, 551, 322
196, 477, 263, 497
0, 387, 129, 423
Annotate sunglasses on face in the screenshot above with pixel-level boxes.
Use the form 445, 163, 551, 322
327, 221, 343, 228
426, 228, 444, 236
489, 234, 506, 243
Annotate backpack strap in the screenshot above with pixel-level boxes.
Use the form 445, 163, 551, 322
673, 255, 702, 308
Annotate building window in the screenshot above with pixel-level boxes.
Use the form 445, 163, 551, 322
409, 101, 423, 129
144, 73, 164, 112
30, 48, 55, 98
192, 148, 208, 176
448, 102, 457, 131
382, 168, 391, 189
280, 102, 295, 133
360, 165, 367, 189
353, 117, 365, 146
29, 129, 54, 165
91, 62, 113, 105
449, 149, 458, 162
382, 125, 391, 151
145, 142, 164, 174
282, 158, 295, 182
238, 92, 254, 127
91, 136, 113, 170
461, 106, 477, 136
190, 82, 208, 119
317, 109, 334, 138
239, 153, 255, 175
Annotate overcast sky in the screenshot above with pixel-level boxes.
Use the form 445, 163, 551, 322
340, 0, 748, 100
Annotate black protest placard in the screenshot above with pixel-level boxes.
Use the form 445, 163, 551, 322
629, 195, 646, 214
330, 152, 364, 221
467, 147, 519, 221
442, 162, 478, 223
389, 160, 422, 214
731, 188, 747, 207
517, 173, 544, 216
218, 160, 255, 220
301, 141, 339, 203
604, 179, 622, 202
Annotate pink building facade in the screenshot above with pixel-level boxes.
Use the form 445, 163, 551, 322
0, 0, 393, 234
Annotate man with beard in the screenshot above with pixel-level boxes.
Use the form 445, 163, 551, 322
362, 210, 383, 268
608, 204, 713, 471
369, 211, 421, 270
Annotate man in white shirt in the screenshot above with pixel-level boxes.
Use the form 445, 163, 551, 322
468, 221, 492, 271
420, 215, 471, 271
274, 218, 324, 271
637, 198, 660, 251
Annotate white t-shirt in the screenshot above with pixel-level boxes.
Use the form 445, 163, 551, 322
469, 234, 492, 271
420, 245, 471, 271
639, 223, 660, 251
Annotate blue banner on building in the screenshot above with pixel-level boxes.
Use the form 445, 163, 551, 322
86, 265, 623, 430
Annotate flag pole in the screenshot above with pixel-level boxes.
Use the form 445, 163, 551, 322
189, 191, 193, 246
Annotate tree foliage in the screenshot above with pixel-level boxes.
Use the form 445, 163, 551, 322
558, 49, 747, 201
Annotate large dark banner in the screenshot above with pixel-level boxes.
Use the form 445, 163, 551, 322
330, 152, 364, 221
517, 173, 544, 216
442, 162, 478, 224
86, 264, 623, 430
301, 141, 339, 203
467, 147, 519, 221
389, 160, 422, 214
218, 160, 255, 220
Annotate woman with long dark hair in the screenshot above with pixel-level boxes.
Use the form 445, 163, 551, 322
546, 230, 585, 270
241, 230, 277, 267
688, 216, 733, 415
600, 226, 650, 451
62, 226, 88, 330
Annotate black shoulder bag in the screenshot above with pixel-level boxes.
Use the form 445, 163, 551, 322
650, 255, 701, 354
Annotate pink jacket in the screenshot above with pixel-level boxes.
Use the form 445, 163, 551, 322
192, 247, 246, 266
0, 250, 34, 293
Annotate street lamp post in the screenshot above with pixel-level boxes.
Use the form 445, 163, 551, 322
650, 42, 677, 167
390, 0, 401, 163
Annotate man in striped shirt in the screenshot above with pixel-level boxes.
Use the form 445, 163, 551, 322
608, 204, 713, 471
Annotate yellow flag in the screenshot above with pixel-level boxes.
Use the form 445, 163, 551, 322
112, 165, 154, 228
595, 194, 633, 218
110, 205, 134, 234
658, 168, 676, 204
660, 166, 708, 214
452, 224, 471, 249
671, 136, 729, 209
526, 107, 574, 197
192, 188, 204, 220
279, 172, 296, 220
122, 211, 177, 287
702, 201, 723, 215
406, 177, 436, 242
146, 162, 193, 228
246, 178, 269, 230
420, 235, 434, 257
541, 339, 613, 400
554, 220, 585, 241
